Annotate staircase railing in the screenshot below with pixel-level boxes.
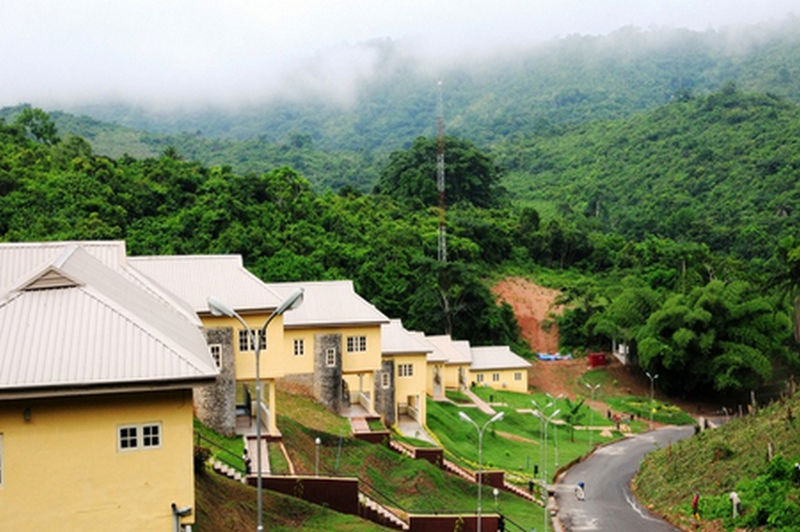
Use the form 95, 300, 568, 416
195, 433, 245, 473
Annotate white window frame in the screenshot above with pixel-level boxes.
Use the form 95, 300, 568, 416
492, 373, 500, 382
514, 372, 522, 381
346, 335, 367, 353
238, 329, 266, 352
325, 348, 336, 367
118, 422, 162, 452
293, 338, 305, 356
476, 373, 484, 383
209, 344, 222, 369
381, 372, 390, 389
398, 363, 413, 378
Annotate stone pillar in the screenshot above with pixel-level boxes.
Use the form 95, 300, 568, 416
267, 378, 278, 436
194, 327, 236, 436
314, 333, 343, 413
374, 360, 396, 425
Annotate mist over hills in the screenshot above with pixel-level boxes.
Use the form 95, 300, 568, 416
53, 18, 800, 153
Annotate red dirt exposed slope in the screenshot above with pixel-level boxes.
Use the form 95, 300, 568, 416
493, 277, 562, 354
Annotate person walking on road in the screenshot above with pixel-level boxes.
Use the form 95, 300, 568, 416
575, 481, 585, 501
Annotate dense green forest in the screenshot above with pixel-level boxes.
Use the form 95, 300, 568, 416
1, 102, 798, 400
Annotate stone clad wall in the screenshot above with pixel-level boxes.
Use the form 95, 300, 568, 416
194, 327, 236, 436
374, 359, 395, 425
313, 333, 343, 413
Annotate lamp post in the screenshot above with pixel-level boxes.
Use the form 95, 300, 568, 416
584, 383, 601, 446
458, 410, 504, 532
533, 407, 561, 532
315, 437, 321, 476
207, 288, 304, 532
546, 393, 564, 468
531, 398, 553, 484
645, 371, 659, 429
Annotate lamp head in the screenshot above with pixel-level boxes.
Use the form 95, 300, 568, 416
458, 411, 472, 423
552, 409, 561, 418
315, 437, 321, 445
490, 411, 505, 423
207, 296, 235, 318
276, 288, 304, 315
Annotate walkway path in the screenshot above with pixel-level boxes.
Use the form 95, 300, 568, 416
462, 388, 496, 415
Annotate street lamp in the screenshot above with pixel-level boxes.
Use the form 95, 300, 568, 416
645, 371, 659, 429
531, 398, 553, 485
493, 487, 499, 511
584, 383, 601, 446
458, 410, 504, 532
207, 288, 304, 532
315, 437, 321, 476
546, 394, 564, 468
532, 407, 560, 532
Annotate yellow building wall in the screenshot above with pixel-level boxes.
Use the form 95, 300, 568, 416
390, 353, 428, 425
202, 313, 287, 380
443, 363, 469, 389
0, 390, 195, 532
281, 329, 316, 376
426, 362, 445, 397
469, 368, 529, 393
340, 325, 382, 373
341, 372, 375, 404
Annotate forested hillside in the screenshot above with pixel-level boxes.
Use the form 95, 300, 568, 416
58, 19, 800, 151
2, 108, 798, 400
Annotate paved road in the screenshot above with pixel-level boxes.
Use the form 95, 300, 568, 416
556, 426, 694, 532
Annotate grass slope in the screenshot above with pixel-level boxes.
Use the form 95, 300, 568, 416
276, 389, 545, 530
194, 466, 387, 531
634, 393, 800, 530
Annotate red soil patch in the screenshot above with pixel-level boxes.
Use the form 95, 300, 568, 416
493, 277, 563, 354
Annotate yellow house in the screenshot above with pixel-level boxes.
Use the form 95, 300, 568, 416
379, 320, 432, 426
0, 244, 217, 531
417, 332, 447, 400
268, 281, 389, 417
129, 255, 287, 438
425, 335, 472, 391
469, 346, 532, 393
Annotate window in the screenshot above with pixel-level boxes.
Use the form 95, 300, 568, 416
238, 329, 266, 351
325, 348, 336, 367
514, 372, 522, 381
381, 372, 390, 389
346, 336, 367, 352
293, 339, 304, 356
492, 373, 500, 382
476, 373, 484, 383
398, 363, 413, 377
118, 423, 162, 451
209, 344, 222, 369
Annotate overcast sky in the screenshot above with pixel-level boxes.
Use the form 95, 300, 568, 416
1, 0, 798, 109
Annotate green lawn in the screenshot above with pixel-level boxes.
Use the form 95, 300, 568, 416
605, 395, 696, 425
445, 389, 472, 403
276, 394, 545, 530
268, 441, 291, 474
426, 398, 620, 483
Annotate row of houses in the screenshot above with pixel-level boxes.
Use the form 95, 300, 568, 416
0, 240, 530, 530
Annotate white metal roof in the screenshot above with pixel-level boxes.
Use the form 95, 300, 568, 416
470, 345, 532, 371
129, 255, 283, 314
0, 247, 218, 395
268, 280, 389, 328
410, 331, 448, 363
425, 335, 473, 365
381, 319, 433, 355
0, 241, 201, 327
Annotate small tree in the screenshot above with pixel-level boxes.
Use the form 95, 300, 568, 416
562, 397, 585, 442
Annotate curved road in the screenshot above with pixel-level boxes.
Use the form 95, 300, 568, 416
556, 426, 694, 532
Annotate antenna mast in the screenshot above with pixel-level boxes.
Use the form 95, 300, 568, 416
437, 80, 447, 263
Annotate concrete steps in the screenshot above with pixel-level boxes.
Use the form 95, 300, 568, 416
358, 492, 409, 530
211, 459, 246, 483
